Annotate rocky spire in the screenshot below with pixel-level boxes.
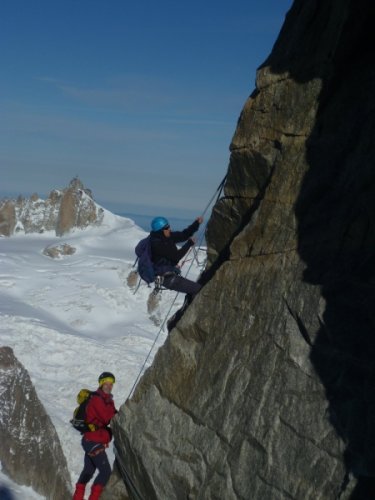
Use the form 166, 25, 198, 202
0, 346, 71, 499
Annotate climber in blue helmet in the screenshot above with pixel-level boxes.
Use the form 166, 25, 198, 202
149, 215, 203, 297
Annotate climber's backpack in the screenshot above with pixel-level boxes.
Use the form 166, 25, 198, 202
135, 236, 155, 285
70, 389, 98, 433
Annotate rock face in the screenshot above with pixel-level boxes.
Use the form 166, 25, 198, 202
101, 462, 129, 500
14, 191, 62, 234
56, 177, 102, 236
0, 200, 16, 236
113, 1, 375, 499
0, 346, 71, 499
0, 177, 104, 236
43, 243, 76, 259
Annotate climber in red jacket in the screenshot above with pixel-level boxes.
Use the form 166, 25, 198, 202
73, 372, 117, 500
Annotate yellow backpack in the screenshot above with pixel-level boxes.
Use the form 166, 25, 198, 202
70, 389, 98, 433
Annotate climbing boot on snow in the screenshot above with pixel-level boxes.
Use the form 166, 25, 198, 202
88, 483, 104, 500
72, 483, 86, 500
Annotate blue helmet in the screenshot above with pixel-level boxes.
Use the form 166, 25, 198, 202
151, 216, 169, 232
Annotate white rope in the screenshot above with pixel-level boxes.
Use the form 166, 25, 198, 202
125, 175, 226, 400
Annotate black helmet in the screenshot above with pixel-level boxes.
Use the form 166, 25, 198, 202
98, 372, 115, 386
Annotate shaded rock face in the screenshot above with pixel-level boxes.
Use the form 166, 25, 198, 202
0, 346, 71, 499
113, 1, 375, 499
0, 177, 104, 236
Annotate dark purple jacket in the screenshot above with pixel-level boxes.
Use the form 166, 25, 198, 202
150, 220, 199, 275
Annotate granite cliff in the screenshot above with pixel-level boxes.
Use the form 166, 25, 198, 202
113, 0, 375, 499
0, 347, 71, 499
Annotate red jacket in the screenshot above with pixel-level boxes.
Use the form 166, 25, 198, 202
83, 388, 117, 444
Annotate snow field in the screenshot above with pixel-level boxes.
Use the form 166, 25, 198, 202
0, 209, 205, 498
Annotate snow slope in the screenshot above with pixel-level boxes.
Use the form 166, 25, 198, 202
0, 208, 205, 499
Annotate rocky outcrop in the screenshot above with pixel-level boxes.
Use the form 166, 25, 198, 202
56, 177, 102, 236
113, 1, 375, 499
43, 243, 76, 258
0, 346, 71, 499
0, 177, 104, 236
14, 191, 62, 234
0, 200, 16, 236
101, 462, 129, 500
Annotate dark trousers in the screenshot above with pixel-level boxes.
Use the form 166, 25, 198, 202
77, 438, 111, 486
162, 274, 201, 296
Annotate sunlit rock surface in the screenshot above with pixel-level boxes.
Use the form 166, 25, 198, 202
0, 177, 104, 236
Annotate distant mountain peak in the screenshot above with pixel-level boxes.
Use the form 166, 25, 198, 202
0, 178, 104, 236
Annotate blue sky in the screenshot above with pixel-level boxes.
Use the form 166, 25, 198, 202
0, 0, 292, 218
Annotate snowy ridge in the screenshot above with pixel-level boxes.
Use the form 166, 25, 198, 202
14, 193, 59, 234
1, 177, 108, 236
0, 211, 204, 498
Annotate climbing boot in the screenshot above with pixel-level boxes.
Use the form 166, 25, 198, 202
88, 483, 104, 500
72, 483, 86, 500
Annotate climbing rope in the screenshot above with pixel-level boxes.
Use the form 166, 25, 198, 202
182, 175, 226, 277
129, 174, 226, 296
126, 173, 227, 401
126, 288, 180, 400
133, 277, 142, 294
117, 173, 227, 497
200, 173, 227, 219
114, 446, 145, 500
